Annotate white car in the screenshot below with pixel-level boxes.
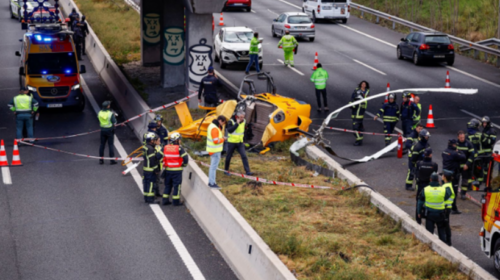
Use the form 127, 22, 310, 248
10, 0, 52, 21
214, 27, 263, 70
302, 0, 350, 24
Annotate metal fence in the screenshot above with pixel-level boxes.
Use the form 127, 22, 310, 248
351, 2, 500, 67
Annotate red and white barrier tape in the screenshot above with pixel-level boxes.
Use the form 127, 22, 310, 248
19, 92, 198, 142
18, 140, 143, 161
465, 193, 482, 207
322, 126, 401, 137
197, 161, 334, 190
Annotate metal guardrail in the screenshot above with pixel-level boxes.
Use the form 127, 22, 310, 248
350, 2, 500, 67
460, 38, 500, 51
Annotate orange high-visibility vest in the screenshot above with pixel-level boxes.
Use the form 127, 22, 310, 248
163, 145, 183, 171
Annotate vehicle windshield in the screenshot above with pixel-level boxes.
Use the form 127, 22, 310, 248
424, 36, 451, 44
224, 31, 253, 43
490, 161, 500, 191
288, 16, 312, 24
27, 52, 78, 75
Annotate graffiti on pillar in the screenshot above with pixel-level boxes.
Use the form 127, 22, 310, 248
143, 13, 160, 45
163, 27, 185, 65
188, 39, 213, 87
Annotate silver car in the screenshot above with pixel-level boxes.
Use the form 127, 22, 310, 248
271, 12, 315, 42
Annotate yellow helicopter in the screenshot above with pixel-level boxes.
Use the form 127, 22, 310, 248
172, 72, 312, 153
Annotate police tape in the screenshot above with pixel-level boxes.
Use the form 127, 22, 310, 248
196, 161, 335, 190
18, 92, 199, 142
465, 193, 482, 207
321, 126, 401, 137
18, 141, 143, 161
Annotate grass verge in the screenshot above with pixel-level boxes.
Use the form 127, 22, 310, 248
181, 133, 467, 279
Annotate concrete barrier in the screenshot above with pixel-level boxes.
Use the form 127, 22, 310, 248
58, 1, 297, 279
59, 0, 151, 140
305, 145, 497, 280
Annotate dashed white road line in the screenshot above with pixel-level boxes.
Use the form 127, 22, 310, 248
447, 66, 500, 89
365, 111, 404, 134
81, 77, 206, 280
1, 167, 12, 185
353, 59, 387, 76
277, 59, 305, 76
461, 110, 500, 129
278, 0, 302, 10
251, 9, 256, 13
338, 24, 398, 48
267, 9, 278, 16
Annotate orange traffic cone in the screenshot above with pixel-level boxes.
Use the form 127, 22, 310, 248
0, 140, 8, 167
312, 52, 319, 70
426, 105, 436, 128
219, 13, 224, 26
11, 140, 22, 166
445, 71, 450, 88
410, 93, 415, 102
384, 82, 390, 103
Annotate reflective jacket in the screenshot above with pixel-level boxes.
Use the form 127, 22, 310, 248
414, 103, 422, 123
376, 101, 400, 123
457, 139, 476, 168
405, 128, 419, 150
400, 101, 420, 121
227, 118, 245, 143
98, 110, 116, 130
467, 127, 482, 152
310, 68, 329, 90
143, 143, 162, 172
417, 182, 452, 215
350, 88, 369, 120
249, 37, 260, 55
277, 35, 298, 51
8, 94, 39, 114
207, 122, 224, 153
163, 145, 188, 171
442, 145, 466, 175
157, 125, 169, 146
480, 126, 497, 155
409, 138, 430, 166
442, 182, 455, 209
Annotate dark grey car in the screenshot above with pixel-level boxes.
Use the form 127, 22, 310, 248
397, 32, 455, 66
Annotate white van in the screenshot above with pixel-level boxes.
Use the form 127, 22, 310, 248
302, 0, 350, 24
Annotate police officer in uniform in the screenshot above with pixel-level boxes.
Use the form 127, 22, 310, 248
143, 121, 160, 146
80, 15, 89, 55
405, 123, 424, 151
406, 129, 431, 191
350, 81, 369, 146
162, 133, 188, 206
154, 114, 169, 146
143, 133, 163, 204
442, 139, 466, 214
417, 172, 452, 243
8, 87, 39, 141
400, 92, 420, 137
480, 116, 497, 184
442, 169, 456, 246
198, 66, 221, 107
98, 101, 117, 165
414, 148, 438, 224
68, 8, 78, 30
457, 130, 476, 199
224, 111, 253, 175
72, 14, 84, 60
374, 93, 400, 146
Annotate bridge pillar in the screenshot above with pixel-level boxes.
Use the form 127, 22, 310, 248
140, 0, 162, 66
160, 0, 186, 88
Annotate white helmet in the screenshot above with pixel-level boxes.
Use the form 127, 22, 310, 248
145, 132, 157, 142
170, 132, 181, 142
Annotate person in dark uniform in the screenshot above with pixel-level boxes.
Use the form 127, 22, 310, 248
162, 133, 188, 206
457, 130, 476, 200
80, 15, 89, 55
414, 148, 438, 224
143, 121, 160, 146
143, 133, 163, 204
405, 129, 431, 191
374, 93, 400, 146
154, 114, 169, 146
350, 81, 370, 146
467, 118, 483, 185
198, 66, 221, 107
68, 8, 78, 31
417, 172, 451, 243
442, 139, 466, 214
400, 92, 420, 137
405, 123, 423, 151
480, 116, 497, 184
98, 101, 117, 165
441, 169, 456, 246
72, 14, 84, 61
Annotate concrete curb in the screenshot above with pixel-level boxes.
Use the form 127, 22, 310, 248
306, 145, 496, 280
58, 1, 296, 279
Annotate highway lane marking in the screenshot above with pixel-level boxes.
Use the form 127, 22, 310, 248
277, 59, 305, 76
365, 111, 404, 134
81, 77, 206, 280
278, 0, 302, 9
338, 24, 398, 48
446, 66, 500, 89
251, 9, 256, 13
267, 9, 278, 16
1, 167, 12, 185
461, 110, 500, 130
353, 59, 387, 76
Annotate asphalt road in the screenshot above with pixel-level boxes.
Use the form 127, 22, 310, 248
0, 5, 236, 280
213, 0, 500, 276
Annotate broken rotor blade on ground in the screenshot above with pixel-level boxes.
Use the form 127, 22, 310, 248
319, 140, 399, 163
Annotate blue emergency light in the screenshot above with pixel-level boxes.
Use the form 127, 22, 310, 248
43, 38, 51, 42
42, 70, 47, 74
65, 69, 71, 74
35, 35, 42, 41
